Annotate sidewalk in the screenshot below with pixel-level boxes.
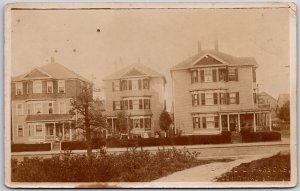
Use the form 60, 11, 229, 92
151, 151, 285, 182
11, 138, 290, 157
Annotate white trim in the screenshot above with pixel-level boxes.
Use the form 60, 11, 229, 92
189, 53, 229, 68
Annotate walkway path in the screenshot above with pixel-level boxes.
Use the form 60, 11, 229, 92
152, 151, 287, 182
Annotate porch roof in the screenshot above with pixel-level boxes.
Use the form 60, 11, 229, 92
25, 114, 74, 122
191, 108, 272, 115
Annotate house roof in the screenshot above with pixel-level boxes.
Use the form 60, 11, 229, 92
258, 91, 277, 102
277, 94, 290, 108
12, 62, 90, 83
103, 63, 166, 82
171, 49, 258, 71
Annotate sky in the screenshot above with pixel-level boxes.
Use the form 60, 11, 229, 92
11, 7, 291, 110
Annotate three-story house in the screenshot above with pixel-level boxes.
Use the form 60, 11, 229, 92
171, 43, 272, 135
103, 64, 166, 138
11, 58, 91, 144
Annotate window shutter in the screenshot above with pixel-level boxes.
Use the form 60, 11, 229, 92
225, 68, 229, 82
212, 69, 217, 82
219, 93, 222, 104
214, 116, 219, 128
138, 79, 142, 90
226, 93, 230, 105
112, 82, 115, 92
202, 117, 206, 128
128, 80, 131, 90
200, 70, 204, 82
149, 99, 151, 109
235, 68, 239, 81
197, 94, 200, 105
139, 99, 143, 109
113, 101, 115, 110
129, 100, 133, 110
213, 93, 218, 104
201, 93, 205, 105
236, 92, 240, 104
192, 94, 194, 106
191, 71, 194, 83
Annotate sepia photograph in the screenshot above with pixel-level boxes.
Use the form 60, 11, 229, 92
4, 2, 297, 188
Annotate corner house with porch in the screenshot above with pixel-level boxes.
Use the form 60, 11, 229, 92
11, 58, 91, 144
103, 64, 166, 138
171, 43, 272, 136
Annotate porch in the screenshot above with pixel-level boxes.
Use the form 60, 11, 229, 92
219, 111, 272, 132
44, 121, 77, 142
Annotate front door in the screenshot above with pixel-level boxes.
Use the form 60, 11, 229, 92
229, 115, 238, 132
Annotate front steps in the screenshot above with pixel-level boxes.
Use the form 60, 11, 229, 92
52, 142, 60, 151
231, 131, 242, 143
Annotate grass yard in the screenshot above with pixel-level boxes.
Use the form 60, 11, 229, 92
12, 147, 232, 182
216, 152, 290, 182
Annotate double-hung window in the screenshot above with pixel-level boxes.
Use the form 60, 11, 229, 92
16, 103, 23, 115
47, 81, 53, 93
228, 68, 238, 81
58, 80, 65, 93
35, 125, 43, 136
59, 102, 66, 114
193, 117, 200, 129
33, 80, 42, 93
192, 94, 199, 106
204, 70, 213, 82
229, 93, 237, 104
191, 70, 198, 83
144, 99, 150, 109
205, 93, 214, 105
17, 124, 24, 137
34, 103, 42, 114
48, 102, 53, 114
16, 82, 23, 95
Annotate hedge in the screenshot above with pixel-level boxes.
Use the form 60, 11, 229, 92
241, 131, 281, 143
11, 143, 52, 152
61, 138, 106, 150
107, 132, 231, 148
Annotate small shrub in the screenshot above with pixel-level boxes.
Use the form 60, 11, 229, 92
107, 133, 231, 148
11, 143, 51, 152
61, 138, 106, 150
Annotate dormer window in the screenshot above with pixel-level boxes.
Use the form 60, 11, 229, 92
16, 82, 23, 95
58, 80, 65, 93
33, 80, 42, 94
47, 81, 53, 93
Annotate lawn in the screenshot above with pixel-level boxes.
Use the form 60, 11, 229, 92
12, 147, 232, 182
216, 152, 290, 181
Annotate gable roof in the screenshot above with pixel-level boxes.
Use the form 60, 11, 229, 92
171, 49, 258, 71
103, 63, 166, 82
258, 92, 277, 102
12, 62, 90, 82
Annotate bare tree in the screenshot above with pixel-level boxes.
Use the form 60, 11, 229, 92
69, 84, 106, 157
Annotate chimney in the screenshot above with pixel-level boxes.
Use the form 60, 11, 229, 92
214, 40, 219, 51
198, 40, 202, 53
50, 56, 55, 64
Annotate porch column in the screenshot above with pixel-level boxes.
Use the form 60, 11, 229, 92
237, 114, 241, 132
54, 123, 56, 139
69, 121, 72, 141
253, 113, 257, 132
227, 114, 230, 131
43, 124, 46, 141
219, 115, 222, 133
111, 118, 115, 134
269, 112, 272, 131
62, 123, 65, 140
